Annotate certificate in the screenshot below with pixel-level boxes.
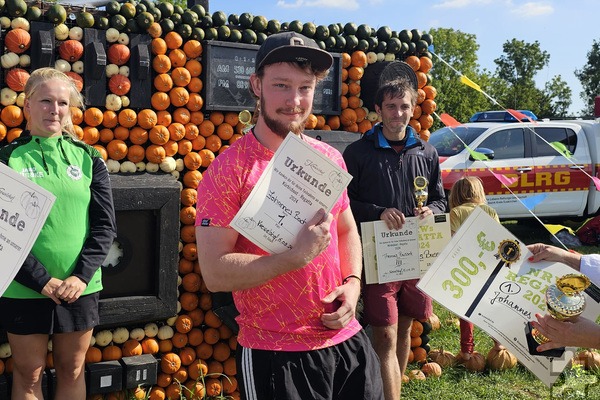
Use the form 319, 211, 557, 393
231, 133, 352, 254
417, 207, 600, 387
0, 162, 55, 296
362, 213, 450, 284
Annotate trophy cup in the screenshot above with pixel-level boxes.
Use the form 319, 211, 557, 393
238, 109, 253, 134
414, 176, 428, 212
527, 273, 591, 356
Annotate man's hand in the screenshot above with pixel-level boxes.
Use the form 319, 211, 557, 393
289, 209, 333, 267
380, 207, 406, 230
320, 279, 360, 329
414, 205, 433, 219
54, 276, 87, 304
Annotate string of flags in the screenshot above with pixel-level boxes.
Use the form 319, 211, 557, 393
428, 46, 600, 248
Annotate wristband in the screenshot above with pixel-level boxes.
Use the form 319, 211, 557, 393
343, 274, 361, 284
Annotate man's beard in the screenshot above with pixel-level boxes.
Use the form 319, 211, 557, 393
260, 96, 308, 138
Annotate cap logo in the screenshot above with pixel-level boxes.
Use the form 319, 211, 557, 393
290, 37, 304, 46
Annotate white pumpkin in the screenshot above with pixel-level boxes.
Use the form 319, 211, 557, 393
89, 335, 96, 347
54, 24, 69, 41
117, 32, 129, 45
157, 325, 174, 340
16, 92, 25, 107
72, 61, 84, 74
0, 16, 11, 29
47, 339, 53, 352
18, 54, 30, 67
11, 17, 30, 31
105, 28, 120, 43
129, 328, 145, 341
166, 315, 178, 326
120, 96, 130, 108
105, 94, 122, 111
135, 161, 146, 172
0, 343, 11, 358
160, 156, 176, 173
94, 330, 113, 347
144, 323, 159, 338
120, 160, 137, 173
1, 87, 18, 106
1, 52, 20, 69
170, 170, 180, 179
367, 51, 378, 64
118, 65, 129, 77
105, 63, 119, 78
145, 162, 159, 173
384, 53, 396, 62
54, 59, 71, 73
376, 52, 386, 62
69, 26, 84, 41
367, 111, 380, 122
175, 158, 185, 172
106, 159, 121, 173
112, 327, 130, 344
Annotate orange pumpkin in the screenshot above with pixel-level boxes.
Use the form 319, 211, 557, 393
5, 28, 31, 54
5, 68, 30, 92
1, 105, 24, 127
147, 22, 162, 39
59, 40, 84, 62
152, 54, 171, 74
102, 110, 118, 128
185, 59, 202, 77
151, 37, 167, 55
126, 143, 146, 163
122, 339, 143, 357
149, 125, 170, 145
183, 39, 202, 58
129, 127, 148, 145
153, 73, 173, 92
108, 74, 131, 96
151, 92, 170, 111
102, 345, 122, 361
164, 31, 183, 49
171, 67, 191, 87
137, 109, 157, 129
168, 48, 187, 68
117, 108, 137, 128
160, 352, 181, 374
84, 107, 104, 127
107, 44, 131, 66
85, 347, 102, 364
169, 87, 189, 108
65, 72, 83, 92
106, 139, 128, 160
146, 144, 166, 164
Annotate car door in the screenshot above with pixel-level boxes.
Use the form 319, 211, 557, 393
530, 124, 590, 216
473, 126, 536, 218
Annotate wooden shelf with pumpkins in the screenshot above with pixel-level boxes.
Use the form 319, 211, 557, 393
0, 0, 443, 398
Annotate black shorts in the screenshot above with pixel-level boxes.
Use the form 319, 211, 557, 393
236, 329, 384, 400
0, 293, 99, 335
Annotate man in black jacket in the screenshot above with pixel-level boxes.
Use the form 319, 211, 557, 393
343, 78, 446, 400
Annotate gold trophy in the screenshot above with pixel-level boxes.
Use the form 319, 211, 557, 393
414, 176, 428, 212
238, 110, 253, 134
528, 273, 591, 354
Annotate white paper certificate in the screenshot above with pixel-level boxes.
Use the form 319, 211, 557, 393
231, 133, 352, 254
417, 207, 600, 387
0, 162, 55, 296
361, 214, 450, 284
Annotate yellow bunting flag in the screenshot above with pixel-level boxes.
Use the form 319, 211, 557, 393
459, 75, 481, 92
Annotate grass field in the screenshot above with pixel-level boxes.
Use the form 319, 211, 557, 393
400, 219, 600, 400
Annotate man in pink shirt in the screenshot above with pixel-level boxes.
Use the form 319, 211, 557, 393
195, 32, 383, 400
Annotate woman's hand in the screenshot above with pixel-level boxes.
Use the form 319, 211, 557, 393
54, 276, 88, 303
41, 278, 63, 304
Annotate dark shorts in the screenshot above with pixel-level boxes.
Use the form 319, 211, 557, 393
236, 329, 383, 400
0, 293, 99, 335
363, 279, 432, 326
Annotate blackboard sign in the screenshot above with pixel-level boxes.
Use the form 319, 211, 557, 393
202, 40, 341, 115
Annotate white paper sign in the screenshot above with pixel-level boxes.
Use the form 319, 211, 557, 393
361, 213, 451, 284
417, 207, 600, 387
0, 162, 55, 296
231, 133, 352, 254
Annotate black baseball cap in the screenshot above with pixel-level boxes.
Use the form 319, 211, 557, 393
255, 31, 333, 71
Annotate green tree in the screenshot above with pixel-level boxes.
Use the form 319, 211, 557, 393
492, 39, 571, 117
427, 27, 490, 127
540, 75, 572, 118
575, 39, 600, 116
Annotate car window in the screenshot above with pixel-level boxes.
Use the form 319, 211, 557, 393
533, 127, 577, 157
478, 128, 525, 159
429, 126, 488, 156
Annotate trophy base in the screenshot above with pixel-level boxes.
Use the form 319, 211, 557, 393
525, 321, 565, 357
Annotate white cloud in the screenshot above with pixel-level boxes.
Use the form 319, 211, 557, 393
432, 0, 494, 9
510, 2, 554, 16
277, 0, 360, 10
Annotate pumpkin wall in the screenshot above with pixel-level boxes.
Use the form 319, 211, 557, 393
0, 1, 437, 399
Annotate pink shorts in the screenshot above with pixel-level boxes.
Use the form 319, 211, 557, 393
362, 279, 432, 327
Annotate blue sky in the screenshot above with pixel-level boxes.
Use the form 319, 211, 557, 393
211, 0, 600, 116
